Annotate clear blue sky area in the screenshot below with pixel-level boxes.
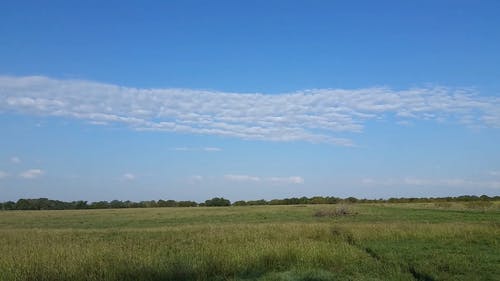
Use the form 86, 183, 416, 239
1, 1, 499, 201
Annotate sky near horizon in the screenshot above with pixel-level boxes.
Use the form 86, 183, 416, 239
1, 1, 500, 202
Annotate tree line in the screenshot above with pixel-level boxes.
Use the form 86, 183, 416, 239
0, 195, 500, 210
0, 195, 497, 211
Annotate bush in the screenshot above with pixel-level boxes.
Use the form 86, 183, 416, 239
465, 201, 493, 211
434, 202, 452, 209
314, 205, 357, 217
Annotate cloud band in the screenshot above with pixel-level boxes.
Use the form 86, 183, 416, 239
1, 76, 499, 145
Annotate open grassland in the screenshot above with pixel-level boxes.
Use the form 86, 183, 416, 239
0, 203, 499, 281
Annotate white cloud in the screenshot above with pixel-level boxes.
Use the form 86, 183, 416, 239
488, 170, 500, 176
19, 169, 44, 179
203, 147, 222, 152
268, 176, 304, 184
0, 171, 8, 179
171, 147, 190, 151
122, 173, 136, 181
1, 76, 499, 145
224, 174, 261, 182
10, 156, 21, 164
187, 175, 204, 184
223, 174, 304, 185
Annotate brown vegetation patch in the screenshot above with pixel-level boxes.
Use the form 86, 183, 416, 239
314, 205, 358, 217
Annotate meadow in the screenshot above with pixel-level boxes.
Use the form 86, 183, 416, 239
0, 202, 498, 281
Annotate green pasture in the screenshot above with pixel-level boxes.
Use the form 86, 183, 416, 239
0, 203, 498, 281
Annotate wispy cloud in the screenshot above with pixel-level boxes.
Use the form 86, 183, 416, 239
0, 171, 8, 179
187, 175, 204, 184
224, 174, 304, 185
19, 169, 44, 179
122, 173, 136, 181
1, 76, 499, 145
488, 171, 500, 177
224, 174, 261, 182
10, 156, 21, 164
203, 147, 222, 152
171, 147, 190, 151
268, 176, 304, 184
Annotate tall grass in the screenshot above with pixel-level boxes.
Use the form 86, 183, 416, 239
0, 204, 498, 281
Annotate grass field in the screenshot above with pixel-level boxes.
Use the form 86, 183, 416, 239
0, 203, 499, 281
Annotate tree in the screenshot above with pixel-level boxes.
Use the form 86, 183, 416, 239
178, 201, 198, 207
110, 200, 126, 209
232, 200, 248, 206
72, 200, 89, 209
90, 201, 110, 209
16, 199, 37, 210
4, 201, 16, 210
247, 199, 267, 205
204, 197, 231, 207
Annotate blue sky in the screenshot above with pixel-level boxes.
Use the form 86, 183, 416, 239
1, 1, 500, 202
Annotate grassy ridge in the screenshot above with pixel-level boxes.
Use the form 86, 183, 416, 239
0, 203, 499, 280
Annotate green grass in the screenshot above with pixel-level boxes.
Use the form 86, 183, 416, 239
0, 203, 498, 280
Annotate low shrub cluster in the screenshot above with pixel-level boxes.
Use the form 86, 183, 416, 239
314, 205, 357, 217
465, 200, 494, 211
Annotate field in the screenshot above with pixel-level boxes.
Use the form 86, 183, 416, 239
0, 203, 499, 281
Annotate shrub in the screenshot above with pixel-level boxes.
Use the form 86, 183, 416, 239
465, 201, 493, 211
314, 205, 357, 217
434, 202, 452, 209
